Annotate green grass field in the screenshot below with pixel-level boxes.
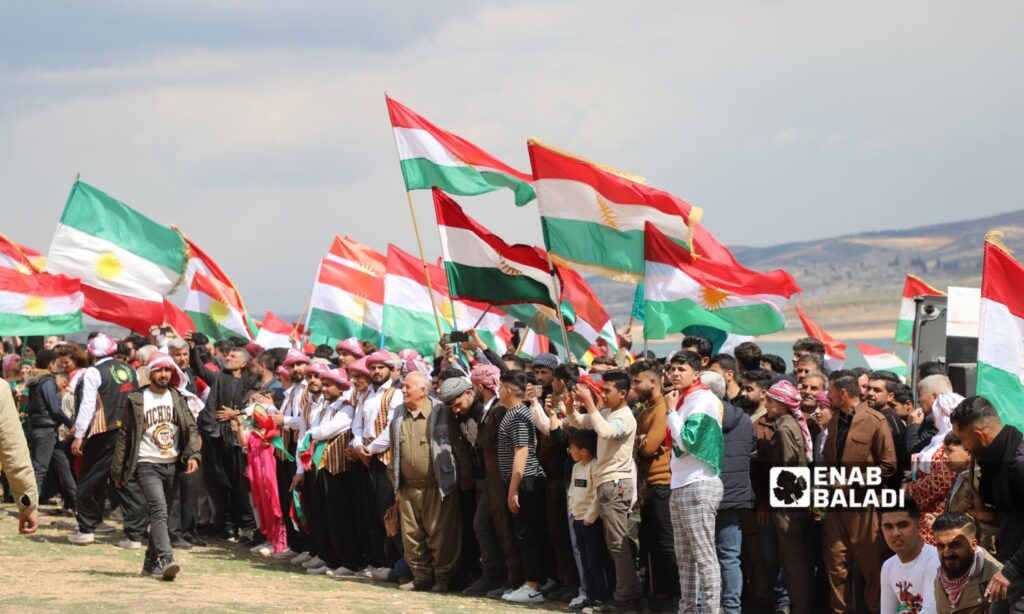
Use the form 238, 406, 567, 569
0, 503, 562, 613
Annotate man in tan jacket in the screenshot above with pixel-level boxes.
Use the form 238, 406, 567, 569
822, 370, 897, 614
0, 380, 38, 534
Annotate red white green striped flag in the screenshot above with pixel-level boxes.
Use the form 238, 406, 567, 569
179, 231, 253, 336
382, 244, 449, 356
529, 139, 701, 281
255, 311, 294, 350
855, 342, 908, 378
795, 305, 847, 370
516, 327, 550, 359
557, 263, 618, 350
46, 181, 187, 333
184, 271, 252, 341
0, 268, 83, 335
0, 235, 45, 274
307, 257, 384, 344
326, 235, 386, 277
434, 189, 556, 308
977, 237, 1024, 428
643, 223, 799, 339
895, 274, 944, 344
386, 96, 535, 206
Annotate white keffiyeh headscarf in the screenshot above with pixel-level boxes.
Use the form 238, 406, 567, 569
918, 391, 964, 474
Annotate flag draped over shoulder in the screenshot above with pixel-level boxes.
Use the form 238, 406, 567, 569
0, 268, 83, 335
386, 96, 535, 206
795, 306, 847, 370
977, 237, 1024, 429
45, 181, 186, 333
643, 223, 799, 340
434, 189, 556, 308
529, 139, 700, 281
895, 274, 944, 344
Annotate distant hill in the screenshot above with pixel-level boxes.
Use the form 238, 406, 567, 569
589, 209, 1024, 337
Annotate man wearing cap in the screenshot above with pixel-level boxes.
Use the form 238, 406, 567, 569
186, 335, 259, 542
336, 338, 365, 368
111, 353, 200, 580
371, 371, 471, 592
352, 350, 405, 570
69, 333, 141, 545
765, 380, 815, 614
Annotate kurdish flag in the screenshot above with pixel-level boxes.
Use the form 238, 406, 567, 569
505, 302, 593, 360
386, 96, 535, 206
382, 244, 449, 356
185, 271, 252, 341
895, 274, 944, 344
434, 189, 556, 308
179, 231, 253, 336
977, 237, 1024, 428
255, 311, 294, 350
643, 223, 798, 339
529, 139, 701, 280
557, 263, 618, 350
46, 181, 187, 334
0, 268, 83, 335
856, 342, 909, 379
450, 298, 510, 355
0, 235, 45, 274
516, 327, 550, 359
795, 305, 847, 370
326, 235, 386, 277
308, 257, 384, 343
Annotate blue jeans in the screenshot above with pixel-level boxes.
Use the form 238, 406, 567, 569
715, 509, 743, 614
758, 518, 790, 607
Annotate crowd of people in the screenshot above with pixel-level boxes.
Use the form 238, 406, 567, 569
1, 328, 1023, 614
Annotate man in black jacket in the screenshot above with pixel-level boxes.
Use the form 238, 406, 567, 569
26, 350, 76, 509
186, 334, 259, 541
951, 395, 1024, 608
112, 352, 200, 580
704, 370, 754, 614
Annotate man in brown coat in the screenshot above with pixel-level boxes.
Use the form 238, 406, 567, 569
822, 370, 897, 614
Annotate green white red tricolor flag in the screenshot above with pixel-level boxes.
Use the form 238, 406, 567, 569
643, 223, 799, 339
434, 189, 556, 308
185, 271, 252, 341
0, 268, 83, 335
386, 96, 535, 206
326, 235, 387, 277
795, 305, 847, 370
855, 342, 908, 379
977, 237, 1024, 429
46, 181, 187, 334
179, 231, 253, 337
516, 327, 549, 359
895, 274, 944, 344
529, 139, 700, 281
382, 244, 450, 356
0, 235, 45, 274
255, 311, 294, 350
307, 257, 384, 344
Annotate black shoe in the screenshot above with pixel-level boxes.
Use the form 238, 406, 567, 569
171, 539, 193, 550
632, 598, 652, 614
185, 536, 208, 547
584, 601, 636, 614
216, 528, 238, 542
141, 558, 157, 577
153, 557, 180, 581
462, 577, 502, 596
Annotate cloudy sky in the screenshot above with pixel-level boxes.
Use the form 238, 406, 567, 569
2, 1, 1021, 314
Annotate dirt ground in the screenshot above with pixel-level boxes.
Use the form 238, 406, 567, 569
0, 503, 562, 613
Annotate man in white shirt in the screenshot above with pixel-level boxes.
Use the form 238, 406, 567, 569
880, 504, 939, 614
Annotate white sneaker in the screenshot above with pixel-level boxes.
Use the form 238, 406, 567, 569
369, 567, 392, 581
569, 595, 588, 608
504, 584, 545, 604
540, 577, 558, 593
254, 545, 272, 557
68, 531, 95, 545
502, 585, 528, 601
273, 548, 297, 560
306, 565, 331, 575
291, 552, 311, 565
116, 539, 142, 550
326, 566, 355, 577
301, 556, 324, 569
94, 522, 116, 534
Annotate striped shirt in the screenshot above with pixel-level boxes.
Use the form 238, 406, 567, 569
497, 403, 545, 480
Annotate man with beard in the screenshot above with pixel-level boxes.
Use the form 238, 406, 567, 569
289, 364, 332, 572
951, 396, 1024, 608
630, 360, 678, 608
186, 336, 259, 542
932, 512, 1005, 613
26, 349, 76, 513
866, 370, 909, 490
353, 351, 406, 573
167, 338, 203, 549
709, 354, 742, 406
880, 504, 939, 614
270, 349, 311, 560
248, 352, 285, 408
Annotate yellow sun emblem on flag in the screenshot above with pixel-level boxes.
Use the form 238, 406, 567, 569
596, 194, 619, 230
497, 256, 523, 277
438, 296, 456, 328
95, 251, 123, 280
700, 286, 730, 310
24, 295, 46, 316
208, 300, 229, 324
14, 263, 32, 275
347, 294, 368, 323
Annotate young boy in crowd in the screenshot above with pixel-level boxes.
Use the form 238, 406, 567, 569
567, 428, 611, 610
941, 433, 998, 555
